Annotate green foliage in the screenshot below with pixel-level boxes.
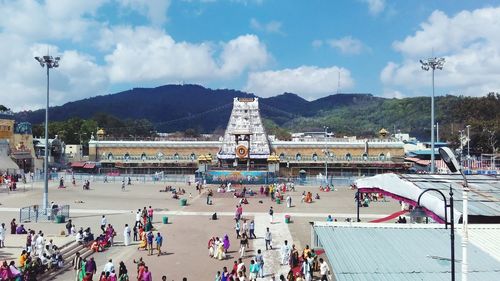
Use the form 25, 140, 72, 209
262, 118, 291, 140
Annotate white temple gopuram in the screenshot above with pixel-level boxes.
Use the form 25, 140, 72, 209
217, 98, 271, 165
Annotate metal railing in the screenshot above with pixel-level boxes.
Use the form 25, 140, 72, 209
20, 205, 70, 223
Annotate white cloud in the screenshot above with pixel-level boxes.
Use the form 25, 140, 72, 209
381, 7, 500, 97
119, 0, 171, 26
361, 0, 385, 15
250, 18, 284, 35
245, 66, 354, 100
311, 40, 323, 48
327, 36, 367, 55
0, 0, 107, 42
219, 34, 271, 76
104, 27, 270, 83
0, 42, 109, 111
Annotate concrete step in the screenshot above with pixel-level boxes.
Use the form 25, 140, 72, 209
38, 244, 94, 281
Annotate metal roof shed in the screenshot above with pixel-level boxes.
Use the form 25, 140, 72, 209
312, 222, 500, 281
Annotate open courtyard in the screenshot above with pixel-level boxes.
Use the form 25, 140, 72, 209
0, 178, 400, 280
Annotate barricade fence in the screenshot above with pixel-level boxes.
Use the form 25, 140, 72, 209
19, 205, 70, 223
28, 172, 358, 187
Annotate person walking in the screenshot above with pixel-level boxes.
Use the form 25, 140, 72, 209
147, 231, 154, 255
255, 249, 264, 278
0, 223, 5, 248
249, 220, 256, 239
72, 252, 83, 281
141, 266, 152, 281
239, 233, 248, 258
286, 195, 292, 208
100, 215, 107, 233
123, 224, 131, 246
85, 257, 97, 280
281, 240, 291, 265
10, 218, 16, 234
319, 258, 330, 281
121, 180, 125, 191
269, 207, 274, 223
265, 228, 272, 250
235, 220, 241, 239
155, 232, 163, 256
66, 220, 73, 236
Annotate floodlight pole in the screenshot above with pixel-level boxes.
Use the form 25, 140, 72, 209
35, 55, 60, 214
420, 57, 445, 174
324, 126, 328, 185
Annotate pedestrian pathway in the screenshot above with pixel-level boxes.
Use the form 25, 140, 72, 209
0, 207, 389, 220
253, 213, 293, 279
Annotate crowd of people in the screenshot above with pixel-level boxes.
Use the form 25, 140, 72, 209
0, 222, 65, 281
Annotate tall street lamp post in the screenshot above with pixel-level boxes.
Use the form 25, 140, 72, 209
323, 126, 328, 185
439, 147, 469, 281
35, 55, 60, 214
420, 57, 445, 173
466, 125, 471, 159
415, 186, 455, 281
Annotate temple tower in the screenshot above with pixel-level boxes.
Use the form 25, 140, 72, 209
217, 97, 270, 169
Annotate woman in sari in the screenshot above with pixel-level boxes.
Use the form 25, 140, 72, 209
79, 258, 87, 281
216, 239, 225, 260
138, 230, 147, 250
223, 234, 230, 253
290, 245, 299, 268
208, 237, 215, 257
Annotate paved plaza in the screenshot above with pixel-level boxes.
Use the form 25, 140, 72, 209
0, 179, 400, 280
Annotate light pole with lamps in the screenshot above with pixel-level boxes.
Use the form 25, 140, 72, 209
420, 57, 445, 173
439, 147, 469, 281
34, 55, 60, 214
466, 125, 471, 159
323, 126, 328, 185
414, 186, 455, 281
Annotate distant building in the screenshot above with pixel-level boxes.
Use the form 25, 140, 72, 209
0, 111, 35, 172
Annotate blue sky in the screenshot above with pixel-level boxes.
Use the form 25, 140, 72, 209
1, 0, 500, 111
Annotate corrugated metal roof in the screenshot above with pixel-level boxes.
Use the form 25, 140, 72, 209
314, 223, 500, 281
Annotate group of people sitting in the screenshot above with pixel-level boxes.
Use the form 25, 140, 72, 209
0, 230, 64, 280
301, 191, 319, 203
396, 216, 408, 223
217, 183, 235, 193
159, 185, 186, 199
319, 185, 333, 192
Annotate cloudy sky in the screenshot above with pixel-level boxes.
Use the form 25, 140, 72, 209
2, 0, 500, 111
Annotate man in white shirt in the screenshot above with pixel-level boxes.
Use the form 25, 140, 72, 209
103, 259, 114, 273
265, 227, 272, 250
136, 209, 141, 226
36, 233, 45, 257
100, 215, 107, 232
281, 240, 291, 265
319, 258, 330, 281
123, 224, 131, 246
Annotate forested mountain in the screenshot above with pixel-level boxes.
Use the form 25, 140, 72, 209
11, 84, 500, 154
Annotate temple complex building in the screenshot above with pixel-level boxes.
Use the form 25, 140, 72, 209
88, 98, 407, 182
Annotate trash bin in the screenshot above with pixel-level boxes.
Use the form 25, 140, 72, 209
180, 198, 187, 206
276, 198, 281, 204
55, 215, 65, 223
162, 216, 169, 224
285, 215, 291, 224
